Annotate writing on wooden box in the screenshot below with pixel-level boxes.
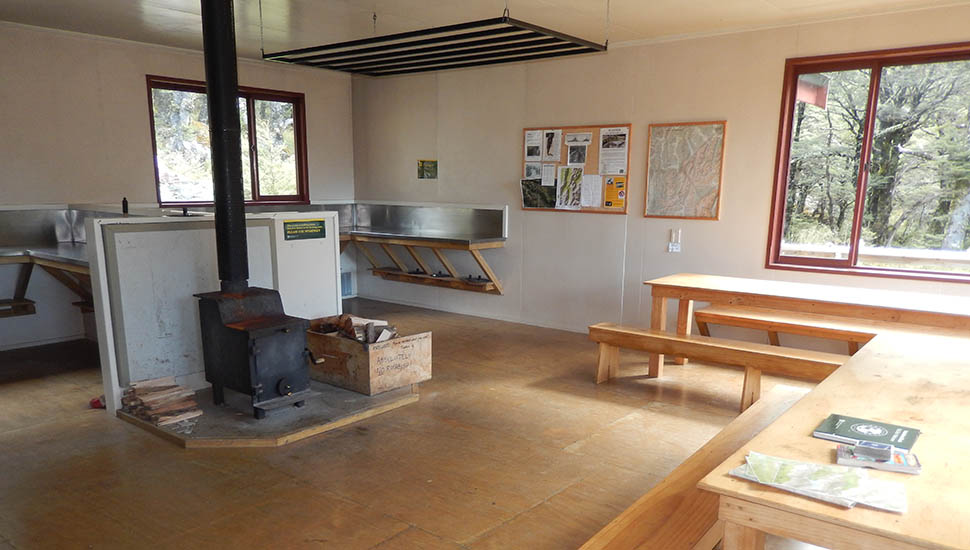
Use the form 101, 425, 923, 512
307, 329, 432, 396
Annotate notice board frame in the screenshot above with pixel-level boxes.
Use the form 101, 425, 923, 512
520, 123, 632, 215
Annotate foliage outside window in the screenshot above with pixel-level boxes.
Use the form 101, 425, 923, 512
767, 43, 970, 282
147, 76, 308, 205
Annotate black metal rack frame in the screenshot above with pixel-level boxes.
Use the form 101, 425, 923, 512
263, 16, 606, 77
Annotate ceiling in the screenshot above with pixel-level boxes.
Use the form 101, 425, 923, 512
1, 0, 968, 60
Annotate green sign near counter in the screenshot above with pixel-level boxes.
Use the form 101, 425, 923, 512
283, 219, 326, 241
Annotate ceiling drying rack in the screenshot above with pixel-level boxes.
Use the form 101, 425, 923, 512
262, 16, 606, 77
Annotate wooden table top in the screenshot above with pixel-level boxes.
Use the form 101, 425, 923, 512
644, 273, 970, 330
698, 330, 970, 549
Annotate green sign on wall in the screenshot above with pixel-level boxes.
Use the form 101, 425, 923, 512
417, 159, 438, 179
283, 219, 327, 241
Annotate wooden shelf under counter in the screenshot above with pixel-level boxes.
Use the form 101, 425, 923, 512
342, 232, 505, 295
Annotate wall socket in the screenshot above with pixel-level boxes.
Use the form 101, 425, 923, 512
667, 228, 682, 253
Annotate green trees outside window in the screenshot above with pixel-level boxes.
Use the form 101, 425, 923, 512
771, 44, 970, 278
148, 76, 307, 205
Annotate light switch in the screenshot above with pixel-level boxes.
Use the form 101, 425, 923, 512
667, 228, 682, 253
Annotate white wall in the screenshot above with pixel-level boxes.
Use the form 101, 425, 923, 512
0, 22, 354, 205
351, 5, 970, 334
0, 22, 353, 350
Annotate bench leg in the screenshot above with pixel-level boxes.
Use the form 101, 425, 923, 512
848, 341, 860, 355
673, 299, 693, 365
596, 343, 620, 383
696, 319, 710, 337
722, 521, 765, 550
648, 296, 667, 378
740, 367, 762, 412
767, 331, 780, 346
691, 519, 725, 550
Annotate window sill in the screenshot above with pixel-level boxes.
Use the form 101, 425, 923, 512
159, 199, 311, 208
765, 260, 970, 285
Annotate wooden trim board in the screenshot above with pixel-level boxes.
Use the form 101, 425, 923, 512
117, 386, 419, 448
371, 268, 500, 295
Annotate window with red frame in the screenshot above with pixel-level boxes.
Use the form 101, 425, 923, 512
147, 75, 309, 206
767, 43, 970, 281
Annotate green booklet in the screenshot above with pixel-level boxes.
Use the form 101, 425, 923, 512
813, 414, 921, 451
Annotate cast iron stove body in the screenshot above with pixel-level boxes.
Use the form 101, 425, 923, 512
196, 288, 311, 418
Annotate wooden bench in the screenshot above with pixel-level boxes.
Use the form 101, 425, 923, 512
580, 385, 806, 550
588, 323, 846, 411
694, 304, 879, 355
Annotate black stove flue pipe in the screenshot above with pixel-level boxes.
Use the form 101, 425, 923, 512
201, 0, 248, 294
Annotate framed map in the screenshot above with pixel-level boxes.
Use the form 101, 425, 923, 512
644, 121, 726, 219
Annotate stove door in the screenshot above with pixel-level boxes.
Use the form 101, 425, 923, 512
251, 325, 310, 403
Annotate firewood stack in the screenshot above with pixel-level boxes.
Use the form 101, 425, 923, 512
122, 376, 203, 426
310, 314, 399, 344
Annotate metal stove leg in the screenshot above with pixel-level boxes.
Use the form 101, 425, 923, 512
212, 384, 225, 405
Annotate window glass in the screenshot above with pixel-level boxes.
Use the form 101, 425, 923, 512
780, 69, 870, 260
770, 46, 970, 280
152, 88, 213, 202
239, 97, 253, 201
857, 59, 970, 273
148, 77, 305, 204
254, 99, 298, 196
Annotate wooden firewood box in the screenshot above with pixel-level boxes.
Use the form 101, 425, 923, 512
306, 322, 432, 396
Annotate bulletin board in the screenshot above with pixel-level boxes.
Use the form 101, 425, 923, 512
520, 123, 631, 214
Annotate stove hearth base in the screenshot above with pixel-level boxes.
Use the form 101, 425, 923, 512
118, 382, 418, 448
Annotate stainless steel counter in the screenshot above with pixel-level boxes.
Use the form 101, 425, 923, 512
0, 247, 29, 258
0, 244, 89, 267
183, 202, 508, 244
347, 228, 505, 245
0, 202, 507, 266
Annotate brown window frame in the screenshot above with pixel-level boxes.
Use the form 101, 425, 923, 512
766, 41, 970, 284
147, 75, 310, 207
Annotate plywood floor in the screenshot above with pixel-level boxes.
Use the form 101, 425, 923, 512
0, 299, 820, 550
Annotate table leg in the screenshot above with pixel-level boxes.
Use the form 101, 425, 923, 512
648, 295, 667, 378
722, 521, 765, 550
740, 366, 762, 412
674, 299, 693, 365
595, 343, 620, 383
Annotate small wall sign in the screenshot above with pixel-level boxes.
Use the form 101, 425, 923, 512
283, 219, 327, 240
417, 159, 438, 179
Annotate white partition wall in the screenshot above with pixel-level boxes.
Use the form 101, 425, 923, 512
270, 213, 342, 319
88, 212, 341, 412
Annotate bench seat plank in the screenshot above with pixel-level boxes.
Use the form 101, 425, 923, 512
589, 323, 845, 382
580, 386, 807, 550
694, 305, 879, 347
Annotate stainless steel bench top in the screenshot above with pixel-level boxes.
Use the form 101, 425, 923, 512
0, 244, 90, 267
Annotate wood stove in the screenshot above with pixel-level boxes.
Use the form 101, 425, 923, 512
195, 0, 311, 418
197, 288, 311, 418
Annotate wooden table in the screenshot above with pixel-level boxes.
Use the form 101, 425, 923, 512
641, 274, 970, 549
643, 273, 970, 376
698, 330, 970, 549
